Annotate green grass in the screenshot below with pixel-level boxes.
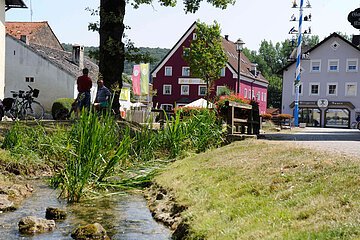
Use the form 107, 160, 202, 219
154, 140, 360, 240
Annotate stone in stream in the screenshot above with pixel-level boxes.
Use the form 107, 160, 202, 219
45, 207, 67, 220
0, 194, 16, 212
18, 216, 56, 234
71, 223, 110, 240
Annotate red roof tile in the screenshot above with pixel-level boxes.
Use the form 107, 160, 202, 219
5, 21, 47, 39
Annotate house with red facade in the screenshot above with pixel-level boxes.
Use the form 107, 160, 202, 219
151, 22, 269, 114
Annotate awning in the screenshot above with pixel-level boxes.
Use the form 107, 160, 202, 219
5, 0, 27, 11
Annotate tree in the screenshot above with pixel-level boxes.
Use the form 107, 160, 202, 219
98, 0, 236, 114
183, 21, 227, 104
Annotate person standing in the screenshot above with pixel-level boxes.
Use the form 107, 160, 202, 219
76, 68, 92, 115
94, 79, 111, 111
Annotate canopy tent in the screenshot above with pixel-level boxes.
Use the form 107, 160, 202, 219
184, 98, 215, 108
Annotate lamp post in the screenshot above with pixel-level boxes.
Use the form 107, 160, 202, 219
235, 38, 245, 96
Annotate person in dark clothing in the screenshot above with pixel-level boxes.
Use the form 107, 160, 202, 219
76, 68, 92, 116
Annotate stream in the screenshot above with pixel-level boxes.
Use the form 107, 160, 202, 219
0, 181, 171, 239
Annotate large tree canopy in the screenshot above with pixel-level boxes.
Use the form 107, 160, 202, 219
183, 21, 227, 103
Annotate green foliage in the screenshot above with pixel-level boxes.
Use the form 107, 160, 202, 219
215, 94, 250, 113
183, 21, 228, 101
51, 98, 74, 120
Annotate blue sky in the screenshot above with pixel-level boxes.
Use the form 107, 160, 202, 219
5, 0, 360, 51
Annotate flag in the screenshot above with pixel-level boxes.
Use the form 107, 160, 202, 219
132, 65, 141, 96
120, 87, 130, 101
140, 63, 149, 95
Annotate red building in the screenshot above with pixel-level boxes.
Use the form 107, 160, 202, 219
151, 22, 269, 114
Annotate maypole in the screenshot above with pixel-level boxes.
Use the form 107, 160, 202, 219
294, 0, 303, 127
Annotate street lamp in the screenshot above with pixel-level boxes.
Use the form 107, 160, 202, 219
235, 38, 245, 96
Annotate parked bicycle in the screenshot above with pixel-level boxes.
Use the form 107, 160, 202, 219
2, 85, 44, 120
351, 115, 360, 130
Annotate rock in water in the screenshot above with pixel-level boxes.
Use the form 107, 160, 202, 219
45, 207, 67, 220
18, 216, 55, 234
71, 223, 110, 240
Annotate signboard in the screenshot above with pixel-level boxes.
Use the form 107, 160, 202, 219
178, 78, 206, 85
317, 99, 329, 108
348, 8, 360, 29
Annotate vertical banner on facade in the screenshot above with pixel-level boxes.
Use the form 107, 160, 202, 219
132, 65, 141, 96
140, 63, 149, 95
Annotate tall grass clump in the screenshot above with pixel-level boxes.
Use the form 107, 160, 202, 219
51, 110, 131, 202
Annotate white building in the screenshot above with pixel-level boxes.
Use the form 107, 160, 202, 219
282, 33, 360, 128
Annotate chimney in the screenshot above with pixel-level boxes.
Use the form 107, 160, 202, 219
250, 63, 258, 77
352, 35, 360, 47
20, 35, 29, 45
224, 35, 229, 41
72, 45, 84, 69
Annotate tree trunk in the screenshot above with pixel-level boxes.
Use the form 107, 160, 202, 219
99, 0, 126, 115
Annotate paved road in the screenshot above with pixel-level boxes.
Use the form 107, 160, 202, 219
261, 127, 360, 158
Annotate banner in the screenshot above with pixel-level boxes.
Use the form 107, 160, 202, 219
120, 87, 130, 101
131, 65, 141, 96
140, 63, 149, 95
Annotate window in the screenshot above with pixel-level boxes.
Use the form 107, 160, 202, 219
163, 84, 172, 95
220, 68, 226, 77
198, 86, 207, 96
216, 86, 227, 96
310, 60, 321, 72
244, 89, 247, 98
164, 66, 172, 76
182, 67, 190, 77
181, 85, 189, 95
264, 93, 267, 101
247, 89, 251, 99
25, 77, 34, 83
328, 59, 339, 72
309, 83, 320, 96
257, 92, 260, 101
193, 33, 197, 40
345, 83, 357, 96
161, 104, 173, 111
183, 48, 189, 57
327, 83, 337, 96
347, 59, 358, 72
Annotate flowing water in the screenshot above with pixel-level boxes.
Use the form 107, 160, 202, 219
0, 182, 171, 239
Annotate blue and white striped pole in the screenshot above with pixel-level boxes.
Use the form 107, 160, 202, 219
294, 0, 303, 127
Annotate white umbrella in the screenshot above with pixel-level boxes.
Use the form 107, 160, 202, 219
184, 98, 215, 108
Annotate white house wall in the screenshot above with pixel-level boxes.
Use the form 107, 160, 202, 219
282, 35, 360, 126
5, 36, 75, 110
0, 1, 5, 100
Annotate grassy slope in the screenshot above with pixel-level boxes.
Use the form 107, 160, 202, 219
155, 140, 360, 240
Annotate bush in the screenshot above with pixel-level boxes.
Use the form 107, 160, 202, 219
51, 98, 74, 120
261, 113, 272, 120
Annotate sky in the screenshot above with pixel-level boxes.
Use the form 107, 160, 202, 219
5, 0, 360, 51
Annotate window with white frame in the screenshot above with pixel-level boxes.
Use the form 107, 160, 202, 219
198, 86, 207, 96
345, 82, 357, 96
309, 83, 320, 96
220, 68, 226, 77
161, 104, 173, 111
257, 92, 260, 101
216, 86, 227, 96
163, 84, 172, 95
328, 59, 339, 72
193, 33, 197, 40
310, 60, 321, 72
252, 90, 255, 99
264, 93, 267, 101
261, 92, 264, 101
327, 83, 337, 96
164, 66, 172, 76
181, 85, 189, 95
244, 89, 247, 98
25, 77, 35, 83
182, 67, 190, 76
293, 82, 303, 95
346, 59, 358, 72
248, 89, 251, 99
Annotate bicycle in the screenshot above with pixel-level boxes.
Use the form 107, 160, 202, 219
3, 85, 44, 120
351, 121, 360, 130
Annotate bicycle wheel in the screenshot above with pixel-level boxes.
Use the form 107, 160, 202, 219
20, 101, 44, 120
351, 122, 357, 129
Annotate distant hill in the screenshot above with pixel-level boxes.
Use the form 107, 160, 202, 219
61, 44, 169, 75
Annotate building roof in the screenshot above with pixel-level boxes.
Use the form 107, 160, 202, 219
151, 22, 268, 84
282, 32, 360, 71
5, 0, 27, 10
6, 21, 63, 50
6, 34, 98, 81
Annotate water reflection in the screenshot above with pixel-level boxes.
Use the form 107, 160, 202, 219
0, 181, 171, 240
